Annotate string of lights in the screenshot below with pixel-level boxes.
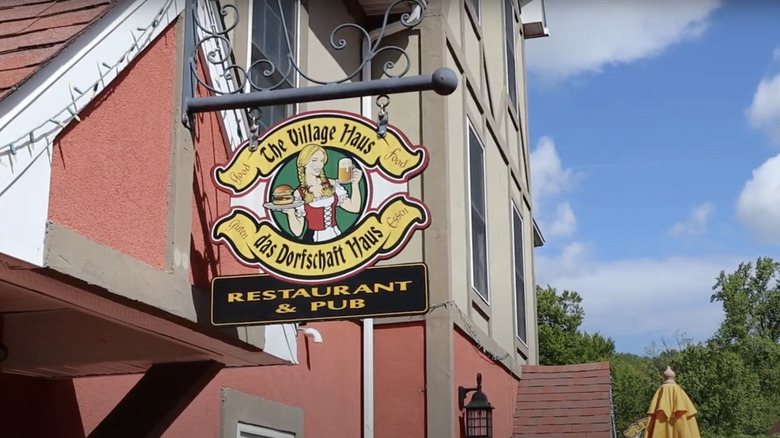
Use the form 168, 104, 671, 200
429, 300, 513, 363
0, 0, 177, 171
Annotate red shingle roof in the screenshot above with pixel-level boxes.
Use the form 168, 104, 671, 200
514, 362, 615, 438
0, 0, 115, 100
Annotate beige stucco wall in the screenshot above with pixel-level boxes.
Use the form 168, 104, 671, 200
438, 0, 538, 365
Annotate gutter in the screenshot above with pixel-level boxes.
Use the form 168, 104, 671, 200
360, 5, 426, 437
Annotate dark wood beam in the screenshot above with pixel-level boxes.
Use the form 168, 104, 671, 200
88, 360, 224, 438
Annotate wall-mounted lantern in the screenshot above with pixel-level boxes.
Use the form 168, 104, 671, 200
458, 373, 494, 438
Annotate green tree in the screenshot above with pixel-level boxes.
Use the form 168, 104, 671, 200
536, 285, 654, 433
670, 342, 764, 437
610, 353, 657, 433
669, 257, 780, 438
537, 258, 780, 438
536, 285, 615, 365
710, 257, 780, 344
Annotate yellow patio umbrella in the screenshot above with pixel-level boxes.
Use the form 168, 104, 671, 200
645, 366, 701, 438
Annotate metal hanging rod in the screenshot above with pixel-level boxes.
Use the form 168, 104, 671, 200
184, 67, 457, 115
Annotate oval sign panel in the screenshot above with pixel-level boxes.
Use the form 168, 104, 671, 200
210, 110, 431, 285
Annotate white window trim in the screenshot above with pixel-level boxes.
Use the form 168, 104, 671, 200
196, 0, 249, 151
466, 117, 490, 305
504, 0, 519, 113
511, 201, 528, 345
237, 422, 295, 438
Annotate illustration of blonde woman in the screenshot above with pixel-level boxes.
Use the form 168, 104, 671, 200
283, 144, 363, 243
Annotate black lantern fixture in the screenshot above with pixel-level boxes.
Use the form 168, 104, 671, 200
458, 373, 494, 438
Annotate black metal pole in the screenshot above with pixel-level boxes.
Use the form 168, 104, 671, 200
183, 67, 459, 116
181, 0, 195, 128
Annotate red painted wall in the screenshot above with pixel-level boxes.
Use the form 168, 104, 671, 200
0, 373, 86, 438
189, 91, 257, 288
72, 321, 361, 438
453, 328, 520, 438
374, 322, 426, 438
48, 23, 177, 270
45, 19, 364, 438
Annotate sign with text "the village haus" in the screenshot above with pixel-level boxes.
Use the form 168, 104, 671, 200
209, 111, 430, 325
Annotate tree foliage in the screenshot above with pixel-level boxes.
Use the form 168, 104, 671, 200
536, 285, 615, 366
536, 258, 780, 438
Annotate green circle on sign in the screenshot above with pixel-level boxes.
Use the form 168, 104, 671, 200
268, 147, 368, 243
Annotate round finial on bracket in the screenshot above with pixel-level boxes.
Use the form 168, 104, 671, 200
663, 366, 676, 383
431, 67, 459, 96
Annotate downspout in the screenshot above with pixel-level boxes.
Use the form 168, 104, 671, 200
360, 5, 426, 437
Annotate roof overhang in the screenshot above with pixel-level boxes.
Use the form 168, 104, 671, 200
520, 0, 550, 39
533, 218, 545, 248
354, 0, 423, 16
0, 251, 291, 379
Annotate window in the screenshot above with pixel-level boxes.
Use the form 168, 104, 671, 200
249, 0, 299, 132
468, 0, 481, 22
468, 122, 489, 302
512, 204, 527, 343
238, 422, 295, 438
504, 0, 518, 111
220, 388, 303, 438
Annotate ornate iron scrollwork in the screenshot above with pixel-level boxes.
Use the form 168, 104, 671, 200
187, 0, 426, 96
180, 0, 456, 130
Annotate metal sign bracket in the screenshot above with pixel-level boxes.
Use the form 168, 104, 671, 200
180, 0, 458, 131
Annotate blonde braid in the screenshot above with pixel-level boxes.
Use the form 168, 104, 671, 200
320, 173, 334, 197
297, 165, 314, 203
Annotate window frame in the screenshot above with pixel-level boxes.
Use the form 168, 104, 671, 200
244, 0, 301, 131
511, 201, 528, 345
503, 0, 519, 114
470, 0, 481, 21
237, 422, 295, 438
220, 388, 303, 438
466, 118, 490, 305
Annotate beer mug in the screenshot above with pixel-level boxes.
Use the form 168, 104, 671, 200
338, 158, 353, 184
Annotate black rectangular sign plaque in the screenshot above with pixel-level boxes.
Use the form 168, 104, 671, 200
210, 263, 429, 326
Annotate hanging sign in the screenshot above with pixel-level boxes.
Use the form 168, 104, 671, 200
211, 263, 429, 326
208, 110, 430, 324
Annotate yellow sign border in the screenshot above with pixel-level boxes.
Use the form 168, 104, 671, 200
210, 110, 431, 285
212, 110, 429, 195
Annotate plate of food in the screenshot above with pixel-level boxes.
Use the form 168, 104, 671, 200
263, 185, 304, 211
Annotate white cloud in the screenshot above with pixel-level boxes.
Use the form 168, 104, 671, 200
529, 136, 580, 201
745, 73, 780, 145
668, 202, 714, 237
736, 153, 780, 243
526, 0, 722, 83
530, 137, 582, 240
547, 202, 577, 238
536, 243, 738, 352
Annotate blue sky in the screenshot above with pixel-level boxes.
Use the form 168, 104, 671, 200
525, 0, 780, 355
